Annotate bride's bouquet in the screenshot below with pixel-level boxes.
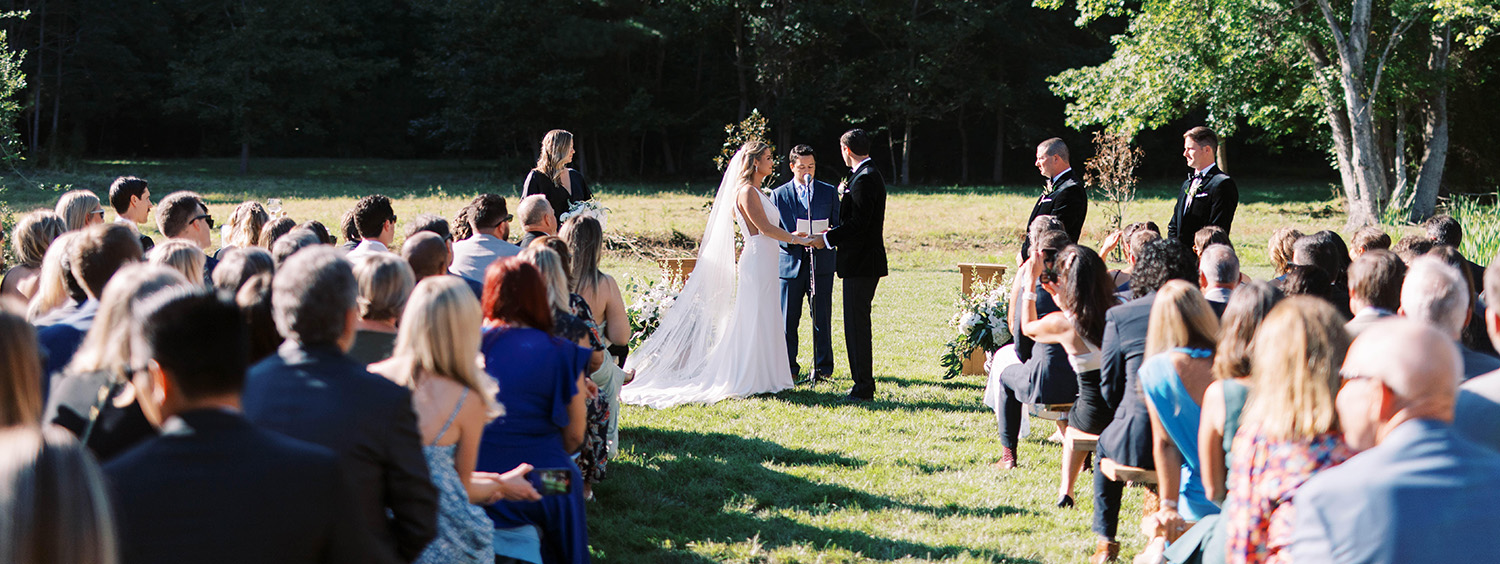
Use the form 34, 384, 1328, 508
940, 282, 1012, 380
625, 276, 679, 348
560, 200, 610, 231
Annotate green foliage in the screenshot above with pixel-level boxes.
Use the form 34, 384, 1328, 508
716, 109, 772, 172
940, 281, 1012, 380
1445, 193, 1500, 262
0, 11, 26, 168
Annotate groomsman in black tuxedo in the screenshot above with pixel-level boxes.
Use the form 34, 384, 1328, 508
817, 129, 887, 402
1020, 138, 1088, 261
772, 144, 840, 383
1167, 126, 1238, 247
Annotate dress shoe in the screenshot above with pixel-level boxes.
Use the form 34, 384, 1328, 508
1056, 494, 1074, 508
1089, 540, 1120, 564
991, 447, 1017, 469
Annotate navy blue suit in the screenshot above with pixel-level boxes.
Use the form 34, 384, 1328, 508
243, 342, 438, 563
1093, 291, 1158, 541
105, 409, 383, 564
771, 177, 840, 377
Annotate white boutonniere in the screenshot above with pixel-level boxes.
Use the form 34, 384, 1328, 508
837, 177, 850, 196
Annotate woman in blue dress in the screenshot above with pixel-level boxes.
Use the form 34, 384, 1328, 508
476, 258, 593, 564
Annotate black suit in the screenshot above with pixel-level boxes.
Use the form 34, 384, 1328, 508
824, 159, 888, 399
105, 409, 382, 564
1166, 164, 1238, 246
243, 342, 437, 563
1092, 292, 1158, 540
996, 287, 1078, 450
1020, 169, 1088, 257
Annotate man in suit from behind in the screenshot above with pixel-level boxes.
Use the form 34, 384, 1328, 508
1346, 250, 1405, 338
1197, 244, 1238, 318
1019, 138, 1087, 262
1166, 127, 1237, 247
243, 246, 437, 563
817, 128, 888, 402
1456, 260, 1500, 450
106, 288, 381, 564
1290, 320, 1500, 563
772, 144, 840, 383
1399, 257, 1500, 381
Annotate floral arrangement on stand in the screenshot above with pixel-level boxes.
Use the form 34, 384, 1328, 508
560, 200, 611, 231
624, 276, 680, 348
940, 281, 1012, 380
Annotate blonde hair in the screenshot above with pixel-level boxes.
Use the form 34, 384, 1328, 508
519, 246, 571, 312
27, 232, 81, 321
352, 253, 414, 321
534, 129, 574, 185
11, 211, 66, 269
389, 277, 502, 419
0, 311, 42, 427
147, 240, 207, 286
226, 202, 270, 248
1268, 227, 1304, 276
55, 190, 102, 232
0, 426, 119, 564
734, 140, 772, 187
1145, 280, 1220, 357
66, 265, 188, 378
1241, 297, 1350, 441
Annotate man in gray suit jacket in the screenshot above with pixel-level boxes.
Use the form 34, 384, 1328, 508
1456, 261, 1500, 450
450, 194, 520, 282
1290, 321, 1500, 563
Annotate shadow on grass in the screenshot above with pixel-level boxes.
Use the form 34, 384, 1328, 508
592, 427, 1039, 562
769, 387, 984, 414
881, 375, 987, 391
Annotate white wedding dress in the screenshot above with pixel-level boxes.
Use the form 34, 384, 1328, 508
622, 152, 794, 408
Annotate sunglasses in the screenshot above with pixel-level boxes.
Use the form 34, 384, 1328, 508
192, 214, 215, 230
90, 209, 106, 217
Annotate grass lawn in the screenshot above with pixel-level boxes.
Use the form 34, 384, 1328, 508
2, 159, 1382, 562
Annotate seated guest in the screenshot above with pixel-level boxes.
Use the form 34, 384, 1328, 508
514, 195, 557, 250
271, 227, 322, 267
0, 309, 42, 427
1346, 250, 1405, 338
1293, 231, 1352, 317
405, 213, 453, 243
234, 273, 282, 363
45, 266, 187, 461
1200, 281, 1283, 504
1278, 264, 1339, 309
1423, 214, 1484, 281
1091, 238, 1198, 563
212, 247, 275, 294
299, 220, 336, 246
108, 176, 155, 252
1192, 225, 1230, 257
217, 201, 269, 258
1266, 227, 1302, 281
450, 194, 519, 282
260, 216, 298, 249
347, 195, 399, 261
1456, 261, 1500, 450
348, 254, 415, 364
243, 247, 437, 563
994, 229, 1078, 470
403, 231, 452, 283
1016, 244, 1116, 508
0, 427, 118, 564
1223, 297, 1353, 563
147, 240, 207, 287
1197, 244, 1237, 316
560, 216, 634, 455
1399, 257, 1499, 380
451, 202, 475, 242
56, 189, 106, 231
36, 224, 145, 377
1099, 222, 1160, 294
1426, 245, 1497, 356
1391, 233, 1433, 264
1349, 225, 1391, 259
1138, 281, 1221, 542
154, 191, 217, 282
370, 277, 540, 564
2, 210, 65, 301
1290, 320, 1500, 562
338, 210, 361, 252
476, 258, 591, 564
106, 288, 374, 564
26, 232, 81, 322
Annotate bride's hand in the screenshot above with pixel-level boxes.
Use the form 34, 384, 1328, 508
792, 231, 810, 239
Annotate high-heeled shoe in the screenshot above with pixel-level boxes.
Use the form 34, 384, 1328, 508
1056, 494, 1074, 508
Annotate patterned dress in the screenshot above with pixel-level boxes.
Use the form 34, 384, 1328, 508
1223, 426, 1352, 564
553, 299, 610, 484
415, 389, 493, 564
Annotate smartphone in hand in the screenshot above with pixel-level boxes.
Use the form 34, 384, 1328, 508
525, 468, 573, 496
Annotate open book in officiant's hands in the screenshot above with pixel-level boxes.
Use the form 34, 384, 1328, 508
796, 218, 830, 235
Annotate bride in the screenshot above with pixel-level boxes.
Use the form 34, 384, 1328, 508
622, 141, 817, 408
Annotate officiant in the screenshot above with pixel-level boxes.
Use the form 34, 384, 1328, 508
773, 144, 840, 383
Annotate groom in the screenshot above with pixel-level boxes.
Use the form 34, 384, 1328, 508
816, 129, 888, 402
772, 144, 840, 383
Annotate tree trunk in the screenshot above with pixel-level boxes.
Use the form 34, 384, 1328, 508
660, 129, 676, 175
733, 11, 749, 120
901, 116, 913, 185
31, 0, 46, 160
591, 136, 605, 180
1216, 137, 1228, 174
957, 105, 969, 185
1304, 37, 1359, 208
1316, 0, 1388, 227
239, 142, 250, 175
992, 110, 1005, 183
48, 32, 61, 162
1410, 24, 1451, 222
1391, 104, 1409, 209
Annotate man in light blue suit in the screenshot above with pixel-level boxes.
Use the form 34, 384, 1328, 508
771, 144, 840, 383
1290, 320, 1500, 563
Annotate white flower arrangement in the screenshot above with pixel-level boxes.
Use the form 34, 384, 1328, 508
941, 281, 1012, 379
560, 200, 611, 231
625, 276, 679, 347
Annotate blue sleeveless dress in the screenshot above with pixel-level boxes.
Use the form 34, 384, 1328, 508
415, 389, 494, 564
1138, 347, 1220, 521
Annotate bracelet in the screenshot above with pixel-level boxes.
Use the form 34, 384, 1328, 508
1160, 498, 1178, 510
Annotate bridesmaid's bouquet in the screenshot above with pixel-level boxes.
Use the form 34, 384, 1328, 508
625, 277, 679, 348
940, 282, 1012, 380
560, 200, 610, 231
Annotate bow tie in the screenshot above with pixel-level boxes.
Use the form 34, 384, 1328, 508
1189, 170, 1212, 182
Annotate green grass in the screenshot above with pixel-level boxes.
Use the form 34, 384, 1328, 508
0, 159, 1380, 562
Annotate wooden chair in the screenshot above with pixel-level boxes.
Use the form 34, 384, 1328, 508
657, 257, 697, 288
1064, 427, 1098, 453
1026, 403, 1072, 421
1100, 457, 1158, 486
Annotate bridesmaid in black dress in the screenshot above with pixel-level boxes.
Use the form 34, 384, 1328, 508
523, 130, 591, 223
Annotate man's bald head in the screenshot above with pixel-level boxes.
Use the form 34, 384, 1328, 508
517, 195, 554, 231
1399, 256, 1469, 339
401, 231, 450, 281
1339, 320, 1460, 451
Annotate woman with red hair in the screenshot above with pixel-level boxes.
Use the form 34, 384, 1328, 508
474, 258, 592, 563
